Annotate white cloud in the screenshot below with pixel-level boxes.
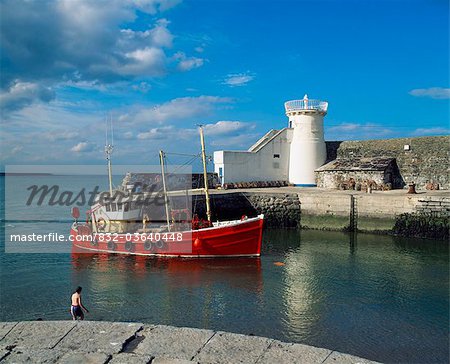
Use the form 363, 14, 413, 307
137, 128, 166, 140
126, 47, 164, 69
412, 127, 450, 136
0, 101, 110, 164
0, 95, 257, 164
150, 19, 174, 47
205, 121, 258, 148
137, 125, 194, 140
120, 18, 173, 49
123, 131, 134, 139
70, 142, 94, 153
203, 121, 256, 136
174, 52, 204, 71
132, 82, 152, 93
63, 80, 108, 92
0, 144, 23, 161
209, 133, 260, 148
121, 95, 233, 124
45, 130, 80, 142
0, 81, 55, 112
0, 0, 199, 114
178, 58, 204, 71
409, 87, 450, 99
121, 47, 167, 76
223, 72, 255, 87
137, 121, 258, 150
194, 46, 204, 53
1, 1, 178, 85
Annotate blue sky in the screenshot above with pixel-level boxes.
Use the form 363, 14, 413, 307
1, 0, 448, 168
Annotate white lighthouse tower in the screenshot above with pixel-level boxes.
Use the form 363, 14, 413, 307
285, 95, 328, 186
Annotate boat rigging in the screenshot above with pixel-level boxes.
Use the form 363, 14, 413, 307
70, 122, 264, 257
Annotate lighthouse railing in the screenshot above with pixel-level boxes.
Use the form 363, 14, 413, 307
284, 99, 328, 113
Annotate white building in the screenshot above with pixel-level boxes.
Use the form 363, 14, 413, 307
213, 95, 328, 186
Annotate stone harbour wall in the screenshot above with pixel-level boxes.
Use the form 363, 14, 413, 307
298, 192, 449, 237
415, 197, 450, 216
192, 193, 301, 228
246, 193, 301, 228
392, 213, 449, 240
196, 189, 450, 239
328, 135, 450, 189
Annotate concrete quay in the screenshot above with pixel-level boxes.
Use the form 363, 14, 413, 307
0, 321, 379, 364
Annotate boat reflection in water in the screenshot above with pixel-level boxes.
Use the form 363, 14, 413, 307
70, 253, 263, 326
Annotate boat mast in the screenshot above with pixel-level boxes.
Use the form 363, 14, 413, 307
159, 150, 171, 231
105, 115, 114, 196
199, 126, 212, 222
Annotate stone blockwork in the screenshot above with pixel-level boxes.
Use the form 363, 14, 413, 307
191, 193, 301, 228
246, 193, 301, 228
392, 194, 449, 240
415, 197, 450, 217
316, 157, 403, 190
326, 135, 450, 189
0, 321, 379, 363
199, 188, 449, 238
297, 190, 449, 236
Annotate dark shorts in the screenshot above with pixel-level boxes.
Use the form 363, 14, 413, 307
71, 305, 82, 317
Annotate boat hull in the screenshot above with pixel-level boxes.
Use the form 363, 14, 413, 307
71, 215, 264, 258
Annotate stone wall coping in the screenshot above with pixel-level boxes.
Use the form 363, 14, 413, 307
206, 187, 449, 197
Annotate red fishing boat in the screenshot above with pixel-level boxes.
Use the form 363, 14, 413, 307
70, 126, 264, 257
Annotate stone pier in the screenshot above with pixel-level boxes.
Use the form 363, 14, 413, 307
193, 188, 449, 237
0, 321, 379, 363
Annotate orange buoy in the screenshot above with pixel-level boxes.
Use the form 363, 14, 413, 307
194, 238, 202, 249
274, 262, 285, 266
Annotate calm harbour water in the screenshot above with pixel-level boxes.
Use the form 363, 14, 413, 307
0, 176, 448, 363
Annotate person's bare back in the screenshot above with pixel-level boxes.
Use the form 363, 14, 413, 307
70, 286, 89, 320
71, 292, 80, 306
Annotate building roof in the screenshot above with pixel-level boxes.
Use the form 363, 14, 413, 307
248, 128, 293, 153
316, 157, 396, 172
248, 129, 280, 152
